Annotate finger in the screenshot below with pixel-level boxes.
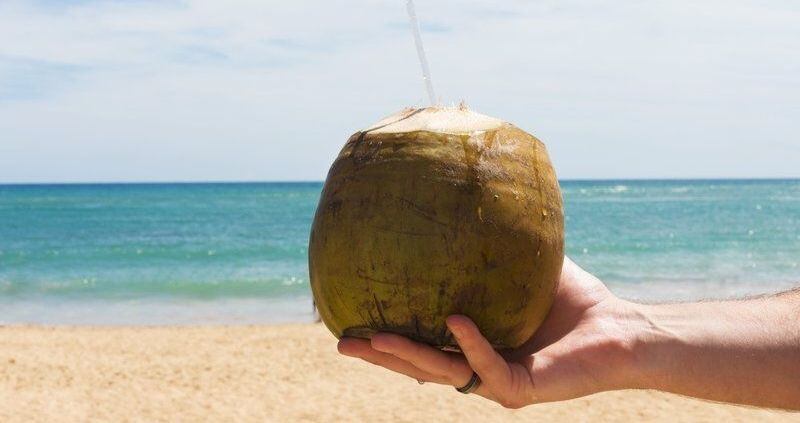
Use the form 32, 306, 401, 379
446, 315, 513, 394
370, 332, 472, 384
338, 337, 447, 384
369, 333, 497, 400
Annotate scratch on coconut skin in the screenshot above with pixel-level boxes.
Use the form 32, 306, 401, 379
368, 225, 438, 237
396, 196, 449, 227
356, 269, 396, 286
373, 294, 388, 326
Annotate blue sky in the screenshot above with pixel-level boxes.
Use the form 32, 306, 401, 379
1, 0, 799, 183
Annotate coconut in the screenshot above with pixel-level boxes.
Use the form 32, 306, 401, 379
309, 106, 564, 350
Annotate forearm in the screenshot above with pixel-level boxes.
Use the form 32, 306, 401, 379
625, 289, 800, 409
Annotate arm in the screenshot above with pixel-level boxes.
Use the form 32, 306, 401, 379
338, 257, 800, 410
630, 289, 800, 409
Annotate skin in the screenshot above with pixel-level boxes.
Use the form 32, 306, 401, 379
338, 256, 800, 410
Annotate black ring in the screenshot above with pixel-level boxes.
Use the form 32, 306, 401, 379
455, 372, 481, 394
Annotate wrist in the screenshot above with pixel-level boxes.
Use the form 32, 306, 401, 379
621, 301, 683, 391
602, 300, 679, 392
574, 298, 664, 393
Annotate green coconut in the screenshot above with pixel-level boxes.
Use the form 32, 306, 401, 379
309, 106, 564, 350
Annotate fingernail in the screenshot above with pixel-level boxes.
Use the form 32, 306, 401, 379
371, 334, 389, 352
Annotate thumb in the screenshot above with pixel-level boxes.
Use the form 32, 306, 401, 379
446, 315, 513, 393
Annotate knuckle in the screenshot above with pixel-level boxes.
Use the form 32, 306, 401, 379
447, 368, 466, 386
410, 341, 426, 358
449, 371, 470, 387
360, 355, 380, 366
498, 397, 523, 410
447, 359, 465, 378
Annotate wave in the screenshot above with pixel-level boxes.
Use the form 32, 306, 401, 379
0, 275, 310, 300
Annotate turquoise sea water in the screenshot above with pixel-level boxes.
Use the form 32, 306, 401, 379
1, 180, 798, 324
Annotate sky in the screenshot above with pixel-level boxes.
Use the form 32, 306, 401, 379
1, 0, 799, 183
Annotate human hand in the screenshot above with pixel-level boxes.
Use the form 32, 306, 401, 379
337, 256, 639, 408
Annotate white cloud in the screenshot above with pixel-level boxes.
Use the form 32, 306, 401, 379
1, 0, 799, 182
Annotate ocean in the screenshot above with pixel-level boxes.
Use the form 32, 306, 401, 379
1, 180, 798, 325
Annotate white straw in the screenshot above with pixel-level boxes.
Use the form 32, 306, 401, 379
406, 0, 437, 106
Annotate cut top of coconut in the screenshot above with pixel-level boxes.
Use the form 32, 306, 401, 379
364, 106, 506, 135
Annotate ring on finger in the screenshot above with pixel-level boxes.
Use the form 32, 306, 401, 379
455, 372, 481, 394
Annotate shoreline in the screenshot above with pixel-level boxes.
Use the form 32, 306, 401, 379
1, 323, 796, 422
0, 296, 317, 326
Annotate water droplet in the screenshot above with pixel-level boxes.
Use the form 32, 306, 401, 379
493, 194, 499, 201
755, 204, 762, 210
582, 248, 588, 254
748, 230, 755, 236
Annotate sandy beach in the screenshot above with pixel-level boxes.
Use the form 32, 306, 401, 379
0, 323, 796, 422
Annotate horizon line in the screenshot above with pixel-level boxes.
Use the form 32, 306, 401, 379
2, 176, 800, 186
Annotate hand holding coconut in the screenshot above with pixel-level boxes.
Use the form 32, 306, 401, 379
339, 257, 800, 410
338, 256, 625, 407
